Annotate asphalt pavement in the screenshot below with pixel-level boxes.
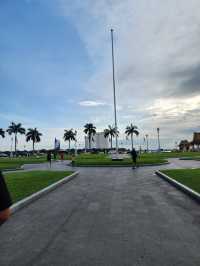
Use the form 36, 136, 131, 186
0, 160, 200, 266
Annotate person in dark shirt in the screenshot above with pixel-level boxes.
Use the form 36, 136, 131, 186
47, 151, 52, 168
0, 171, 12, 224
130, 148, 138, 168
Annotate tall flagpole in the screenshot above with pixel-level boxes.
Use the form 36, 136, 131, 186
111, 29, 118, 154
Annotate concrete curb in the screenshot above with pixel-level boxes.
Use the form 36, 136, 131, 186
72, 162, 169, 168
3, 165, 24, 172
11, 171, 79, 214
155, 170, 200, 203
179, 157, 200, 161
3, 168, 22, 172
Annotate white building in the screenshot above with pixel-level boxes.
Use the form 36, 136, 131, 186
85, 132, 109, 149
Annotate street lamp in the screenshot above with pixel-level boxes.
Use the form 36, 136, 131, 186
145, 134, 149, 152
110, 29, 119, 155
157, 128, 161, 152
74, 130, 77, 157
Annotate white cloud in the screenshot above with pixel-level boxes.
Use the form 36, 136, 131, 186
78, 100, 107, 107
2, 0, 200, 149
55, 0, 200, 143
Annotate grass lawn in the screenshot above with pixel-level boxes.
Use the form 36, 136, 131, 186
4, 170, 73, 203
161, 169, 200, 194
0, 156, 47, 171
72, 151, 200, 166
0, 154, 75, 171
72, 153, 167, 166
1, 151, 200, 169
159, 151, 200, 159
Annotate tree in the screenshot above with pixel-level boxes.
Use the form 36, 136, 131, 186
26, 128, 42, 152
179, 140, 190, 152
104, 125, 118, 149
0, 128, 5, 139
83, 123, 96, 149
125, 124, 139, 150
63, 129, 76, 150
7, 122, 25, 155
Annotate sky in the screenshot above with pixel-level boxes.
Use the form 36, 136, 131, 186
0, 0, 200, 150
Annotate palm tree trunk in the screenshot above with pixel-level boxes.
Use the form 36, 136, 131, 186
69, 140, 71, 150
131, 134, 133, 150
33, 141, 35, 153
89, 135, 91, 149
15, 133, 17, 156
111, 136, 113, 149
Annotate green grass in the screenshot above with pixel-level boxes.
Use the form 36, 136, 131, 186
72, 153, 167, 166
161, 169, 200, 194
154, 151, 200, 163
0, 154, 75, 171
0, 156, 47, 170
4, 170, 73, 203
72, 151, 200, 166
1, 151, 200, 169
157, 151, 200, 159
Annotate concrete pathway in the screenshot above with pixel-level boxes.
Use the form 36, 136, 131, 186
0, 163, 200, 265
167, 157, 200, 169
22, 160, 72, 171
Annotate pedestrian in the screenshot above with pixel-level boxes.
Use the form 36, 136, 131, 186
0, 171, 12, 225
60, 152, 64, 161
47, 151, 52, 168
130, 148, 138, 169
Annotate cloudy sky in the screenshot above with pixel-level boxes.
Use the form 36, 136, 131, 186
1, 0, 200, 150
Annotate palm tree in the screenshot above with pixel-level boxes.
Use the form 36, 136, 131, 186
104, 125, 119, 149
125, 124, 139, 150
83, 123, 96, 149
0, 128, 5, 139
7, 122, 26, 155
26, 128, 42, 152
63, 129, 76, 150
179, 139, 190, 152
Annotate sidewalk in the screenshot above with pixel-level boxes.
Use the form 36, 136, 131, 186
0, 166, 200, 266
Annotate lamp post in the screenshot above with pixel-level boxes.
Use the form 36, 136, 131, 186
157, 128, 160, 152
111, 29, 118, 155
145, 134, 149, 152
74, 130, 77, 157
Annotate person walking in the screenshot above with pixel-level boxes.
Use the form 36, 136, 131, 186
47, 151, 52, 168
130, 148, 138, 169
0, 171, 12, 225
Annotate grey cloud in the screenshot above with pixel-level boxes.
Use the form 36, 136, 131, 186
167, 63, 200, 97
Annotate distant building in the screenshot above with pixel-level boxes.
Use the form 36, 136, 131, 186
85, 132, 109, 149
54, 138, 60, 150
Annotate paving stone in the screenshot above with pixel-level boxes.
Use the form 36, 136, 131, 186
0, 162, 200, 266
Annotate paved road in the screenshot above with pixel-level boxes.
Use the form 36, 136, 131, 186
167, 158, 200, 169
22, 160, 72, 171
0, 163, 200, 266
